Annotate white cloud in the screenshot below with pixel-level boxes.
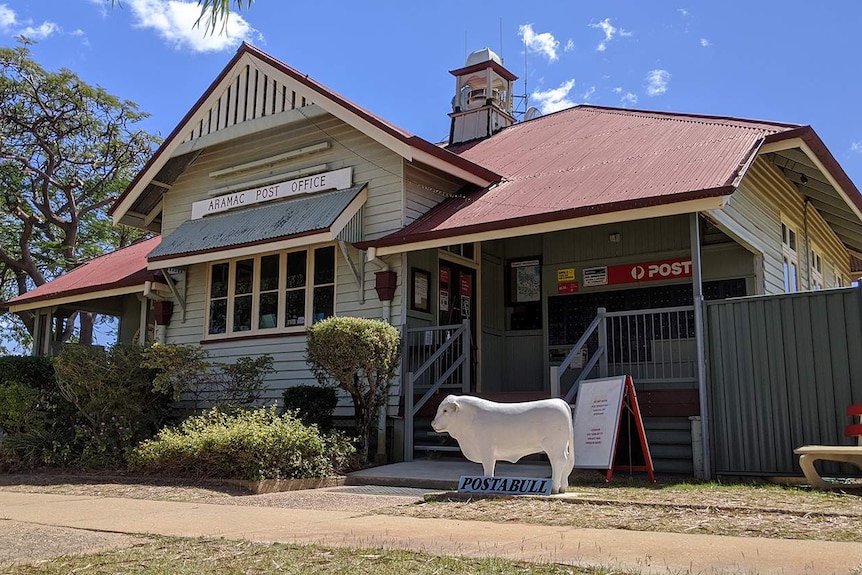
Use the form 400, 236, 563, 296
590, 18, 630, 52
700, 38, 711, 47
678, 8, 689, 17
88, 0, 110, 18
564, 39, 574, 52
126, 0, 256, 53
0, 4, 58, 40
519, 23, 560, 62
621, 92, 638, 106
582, 86, 595, 100
71, 28, 89, 46
0, 4, 16, 29
532, 79, 576, 114
613, 87, 622, 94
645, 69, 670, 96
851, 141, 862, 153
19, 21, 59, 40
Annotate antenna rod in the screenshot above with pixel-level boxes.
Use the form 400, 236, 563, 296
524, 33, 528, 112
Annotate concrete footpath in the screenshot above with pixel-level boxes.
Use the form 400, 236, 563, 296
2, 490, 861, 575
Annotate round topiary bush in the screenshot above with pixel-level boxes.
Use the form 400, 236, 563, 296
128, 406, 354, 481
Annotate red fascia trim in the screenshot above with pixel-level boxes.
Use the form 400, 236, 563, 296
356, 186, 734, 249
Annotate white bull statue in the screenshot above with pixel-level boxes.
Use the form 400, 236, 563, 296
431, 394, 575, 494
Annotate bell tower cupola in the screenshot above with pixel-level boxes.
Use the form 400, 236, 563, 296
448, 48, 518, 145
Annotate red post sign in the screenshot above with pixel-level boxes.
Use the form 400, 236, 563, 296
606, 258, 692, 285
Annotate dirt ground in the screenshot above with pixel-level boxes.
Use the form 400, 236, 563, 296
0, 473, 429, 570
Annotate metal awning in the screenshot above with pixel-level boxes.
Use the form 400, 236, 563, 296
147, 183, 367, 268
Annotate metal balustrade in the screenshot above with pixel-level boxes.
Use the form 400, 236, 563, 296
551, 306, 696, 402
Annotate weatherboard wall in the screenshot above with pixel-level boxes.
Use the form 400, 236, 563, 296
158, 108, 411, 409
709, 158, 850, 295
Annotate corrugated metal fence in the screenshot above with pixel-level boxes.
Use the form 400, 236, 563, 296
706, 286, 862, 475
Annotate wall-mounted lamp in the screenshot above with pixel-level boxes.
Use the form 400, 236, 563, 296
800, 174, 809, 184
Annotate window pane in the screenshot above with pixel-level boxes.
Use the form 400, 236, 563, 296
313, 286, 334, 322
233, 294, 252, 332
210, 263, 229, 298
285, 289, 305, 326
789, 229, 796, 251
790, 262, 798, 291
235, 259, 254, 295
781, 224, 787, 245
286, 251, 307, 288
259, 292, 278, 329
314, 246, 335, 285
260, 254, 280, 291
208, 299, 227, 334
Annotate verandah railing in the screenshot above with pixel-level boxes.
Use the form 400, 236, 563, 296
551, 306, 696, 403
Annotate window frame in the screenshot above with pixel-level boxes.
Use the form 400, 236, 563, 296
204, 243, 337, 340
782, 221, 799, 293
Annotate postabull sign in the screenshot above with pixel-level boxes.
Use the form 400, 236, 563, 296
191, 167, 353, 219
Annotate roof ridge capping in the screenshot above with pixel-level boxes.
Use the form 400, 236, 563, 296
570, 104, 803, 133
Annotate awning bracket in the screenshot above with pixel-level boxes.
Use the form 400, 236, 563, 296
338, 241, 365, 304
161, 269, 187, 322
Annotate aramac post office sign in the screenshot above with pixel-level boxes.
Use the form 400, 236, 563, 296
191, 167, 353, 219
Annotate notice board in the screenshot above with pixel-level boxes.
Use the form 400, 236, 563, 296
572, 376, 627, 469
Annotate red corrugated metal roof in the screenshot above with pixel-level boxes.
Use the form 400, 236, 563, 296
6, 237, 162, 308
362, 105, 802, 248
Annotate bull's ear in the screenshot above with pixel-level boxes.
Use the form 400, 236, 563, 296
450, 398, 461, 411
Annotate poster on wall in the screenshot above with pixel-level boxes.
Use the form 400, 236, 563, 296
411, 269, 430, 312
508, 259, 541, 303
583, 266, 609, 287
572, 376, 627, 469
439, 267, 450, 312
461, 295, 471, 318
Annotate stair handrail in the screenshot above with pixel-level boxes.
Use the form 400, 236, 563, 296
551, 307, 608, 402
404, 319, 470, 461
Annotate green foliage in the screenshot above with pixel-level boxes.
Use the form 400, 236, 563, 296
281, 385, 339, 431
0, 43, 158, 346
142, 343, 211, 403
0, 383, 44, 434
128, 406, 354, 481
142, 344, 274, 411
51, 345, 172, 467
306, 316, 401, 462
0, 355, 56, 389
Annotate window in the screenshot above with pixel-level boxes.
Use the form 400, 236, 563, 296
782, 222, 798, 293
206, 245, 335, 337
810, 248, 823, 290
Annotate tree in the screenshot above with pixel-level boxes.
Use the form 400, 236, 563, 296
0, 43, 158, 344
111, 1, 254, 34
306, 317, 401, 464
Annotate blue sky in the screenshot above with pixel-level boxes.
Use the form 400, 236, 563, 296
2, 1, 862, 185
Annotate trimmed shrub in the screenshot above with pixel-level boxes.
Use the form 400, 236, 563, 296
306, 316, 401, 462
281, 385, 339, 431
128, 406, 354, 480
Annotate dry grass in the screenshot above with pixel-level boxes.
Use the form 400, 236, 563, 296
384, 477, 862, 542
6, 537, 624, 575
